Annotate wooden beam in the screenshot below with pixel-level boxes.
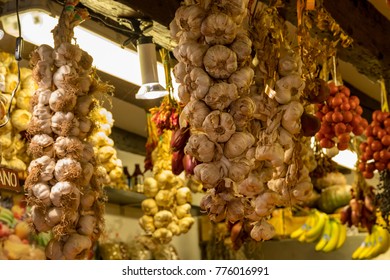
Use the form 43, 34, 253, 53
117, 0, 180, 27
322, 0, 390, 81
278, 0, 390, 82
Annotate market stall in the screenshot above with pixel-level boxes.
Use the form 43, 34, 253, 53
1, 0, 390, 260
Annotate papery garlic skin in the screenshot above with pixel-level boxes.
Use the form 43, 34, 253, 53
203, 45, 238, 79
201, 12, 237, 45
202, 110, 236, 143
184, 67, 212, 100
184, 133, 221, 163
204, 82, 238, 110
174, 5, 206, 42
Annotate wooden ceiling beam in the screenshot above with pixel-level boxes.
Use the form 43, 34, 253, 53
116, 0, 180, 27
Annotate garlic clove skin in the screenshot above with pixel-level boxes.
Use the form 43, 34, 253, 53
203, 45, 238, 79
184, 67, 212, 100
228, 66, 254, 95
184, 133, 222, 163
174, 5, 206, 42
204, 82, 238, 111
274, 75, 305, 105
250, 219, 276, 241
179, 99, 211, 129
202, 110, 236, 143
230, 31, 252, 65
223, 132, 255, 159
201, 12, 238, 45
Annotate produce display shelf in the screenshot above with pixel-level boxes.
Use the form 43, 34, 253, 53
104, 187, 202, 216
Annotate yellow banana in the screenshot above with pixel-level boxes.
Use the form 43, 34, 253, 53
358, 229, 379, 260
315, 217, 332, 251
290, 212, 316, 240
322, 218, 340, 253
366, 226, 390, 259
352, 233, 372, 259
305, 211, 328, 242
336, 221, 347, 249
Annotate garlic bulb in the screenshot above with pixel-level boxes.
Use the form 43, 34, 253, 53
54, 157, 82, 181
204, 82, 238, 110
75, 95, 94, 116
250, 219, 276, 241
10, 109, 31, 131
141, 199, 159, 216
154, 210, 173, 228
28, 134, 54, 158
53, 42, 82, 67
226, 198, 245, 223
27, 155, 56, 182
254, 191, 282, 217
213, 0, 247, 21
201, 12, 237, 45
223, 132, 255, 159
278, 50, 301, 77
178, 85, 191, 105
230, 32, 252, 65
173, 62, 187, 84
203, 45, 237, 79
184, 67, 212, 100
202, 110, 236, 142
255, 143, 285, 167
174, 42, 208, 68
227, 158, 252, 182
54, 136, 83, 159
238, 172, 266, 197
228, 66, 254, 95
281, 101, 304, 135
184, 133, 222, 162
229, 96, 256, 130
49, 88, 77, 112
194, 162, 225, 187
51, 111, 80, 137
31, 182, 52, 206
174, 4, 206, 42
53, 65, 77, 90
139, 215, 155, 234
179, 99, 210, 129
32, 61, 52, 89
31, 88, 50, 108
50, 181, 76, 207
176, 187, 192, 205
274, 75, 305, 104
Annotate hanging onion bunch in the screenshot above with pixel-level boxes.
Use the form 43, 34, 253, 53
139, 130, 195, 244
25, 1, 105, 260
0, 51, 36, 177
150, 95, 182, 136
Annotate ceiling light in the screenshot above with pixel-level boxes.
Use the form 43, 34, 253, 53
0, 10, 170, 92
135, 36, 168, 99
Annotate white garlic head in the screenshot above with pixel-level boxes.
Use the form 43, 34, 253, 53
203, 45, 237, 79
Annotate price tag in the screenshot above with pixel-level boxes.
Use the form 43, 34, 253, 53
0, 167, 22, 193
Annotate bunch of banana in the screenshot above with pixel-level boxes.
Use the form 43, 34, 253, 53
0, 206, 16, 228
315, 217, 346, 253
290, 210, 328, 243
352, 225, 390, 259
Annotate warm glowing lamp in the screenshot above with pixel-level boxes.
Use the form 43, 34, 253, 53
135, 36, 168, 99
